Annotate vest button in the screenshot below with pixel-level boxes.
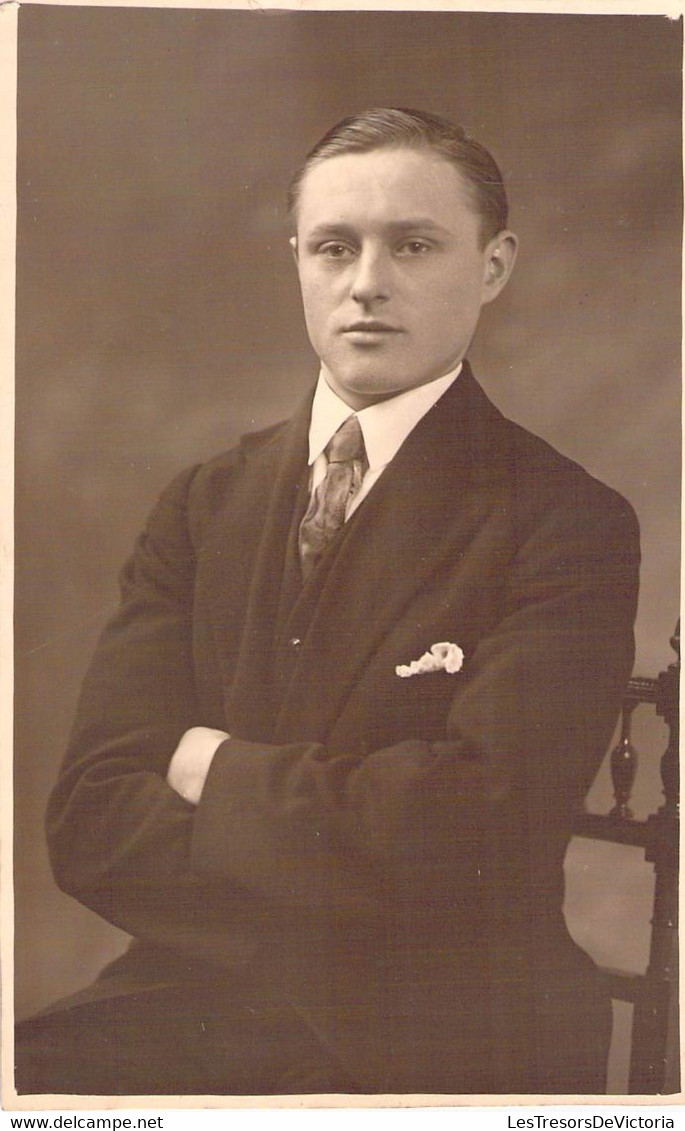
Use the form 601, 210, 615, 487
289, 637, 302, 650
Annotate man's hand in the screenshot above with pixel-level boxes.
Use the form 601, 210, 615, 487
166, 726, 229, 805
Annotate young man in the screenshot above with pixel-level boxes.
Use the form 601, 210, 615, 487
17, 108, 639, 1096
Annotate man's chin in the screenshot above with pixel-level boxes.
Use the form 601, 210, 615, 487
324, 365, 451, 408
323, 359, 406, 397
326, 373, 405, 408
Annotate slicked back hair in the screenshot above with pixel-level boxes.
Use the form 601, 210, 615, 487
287, 107, 509, 248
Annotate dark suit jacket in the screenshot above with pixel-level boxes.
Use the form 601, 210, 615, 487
46, 364, 640, 1093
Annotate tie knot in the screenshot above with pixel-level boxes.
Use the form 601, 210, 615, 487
326, 415, 365, 464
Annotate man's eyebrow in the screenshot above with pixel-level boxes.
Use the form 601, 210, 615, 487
384, 218, 450, 234
304, 218, 451, 240
304, 223, 357, 241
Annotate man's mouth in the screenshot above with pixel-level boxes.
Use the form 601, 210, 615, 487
342, 321, 403, 335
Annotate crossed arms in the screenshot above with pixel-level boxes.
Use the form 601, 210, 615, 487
46, 454, 640, 961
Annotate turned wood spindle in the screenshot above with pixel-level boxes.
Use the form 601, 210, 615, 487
656, 619, 679, 818
610, 701, 638, 819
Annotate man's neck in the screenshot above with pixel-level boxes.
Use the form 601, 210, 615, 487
319, 361, 465, 412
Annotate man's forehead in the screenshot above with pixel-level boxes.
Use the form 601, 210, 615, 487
296, 147, 480, 230
300, 145, 466, 191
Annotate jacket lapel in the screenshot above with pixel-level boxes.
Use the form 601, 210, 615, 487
271, 366, 512, 744
203, 389, 313, 740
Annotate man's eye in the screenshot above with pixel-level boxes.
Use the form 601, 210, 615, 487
318, 243, 353, 259
398, 240, 432, 256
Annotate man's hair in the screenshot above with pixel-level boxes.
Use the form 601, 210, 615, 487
287, 107, 508, 247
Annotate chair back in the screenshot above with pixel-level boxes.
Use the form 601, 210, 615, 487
572, 623, 679, 1094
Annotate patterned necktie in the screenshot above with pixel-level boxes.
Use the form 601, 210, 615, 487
299, 414, 368, 579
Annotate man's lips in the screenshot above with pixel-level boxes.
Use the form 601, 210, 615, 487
342, 321, 403, 334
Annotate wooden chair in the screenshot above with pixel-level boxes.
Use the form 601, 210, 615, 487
572, 623, 680, 1094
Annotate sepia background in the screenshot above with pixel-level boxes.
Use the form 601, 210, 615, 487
14, 6, 681, 1092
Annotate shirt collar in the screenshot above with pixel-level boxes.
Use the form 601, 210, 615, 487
307, 363, 462, 470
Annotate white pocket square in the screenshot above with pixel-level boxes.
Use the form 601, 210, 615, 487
395, 641, 464, 678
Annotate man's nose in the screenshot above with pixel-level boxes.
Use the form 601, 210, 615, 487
350, 247, 391, 304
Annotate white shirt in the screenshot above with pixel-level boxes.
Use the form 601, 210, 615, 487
166, 363, 463, 798
308, 363, 462, 519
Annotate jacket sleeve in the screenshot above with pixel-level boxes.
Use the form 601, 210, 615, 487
47, 464, 640, 943
45, 465, 343, 967
189, 487, 640, 905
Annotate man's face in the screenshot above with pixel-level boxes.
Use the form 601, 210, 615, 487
291, 146, 517, 409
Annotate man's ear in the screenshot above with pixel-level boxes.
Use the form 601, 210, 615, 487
289, 235, 299, 265
481, 231, 518, 305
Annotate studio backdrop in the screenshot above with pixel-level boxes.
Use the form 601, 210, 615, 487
14, 5, 681, 1088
